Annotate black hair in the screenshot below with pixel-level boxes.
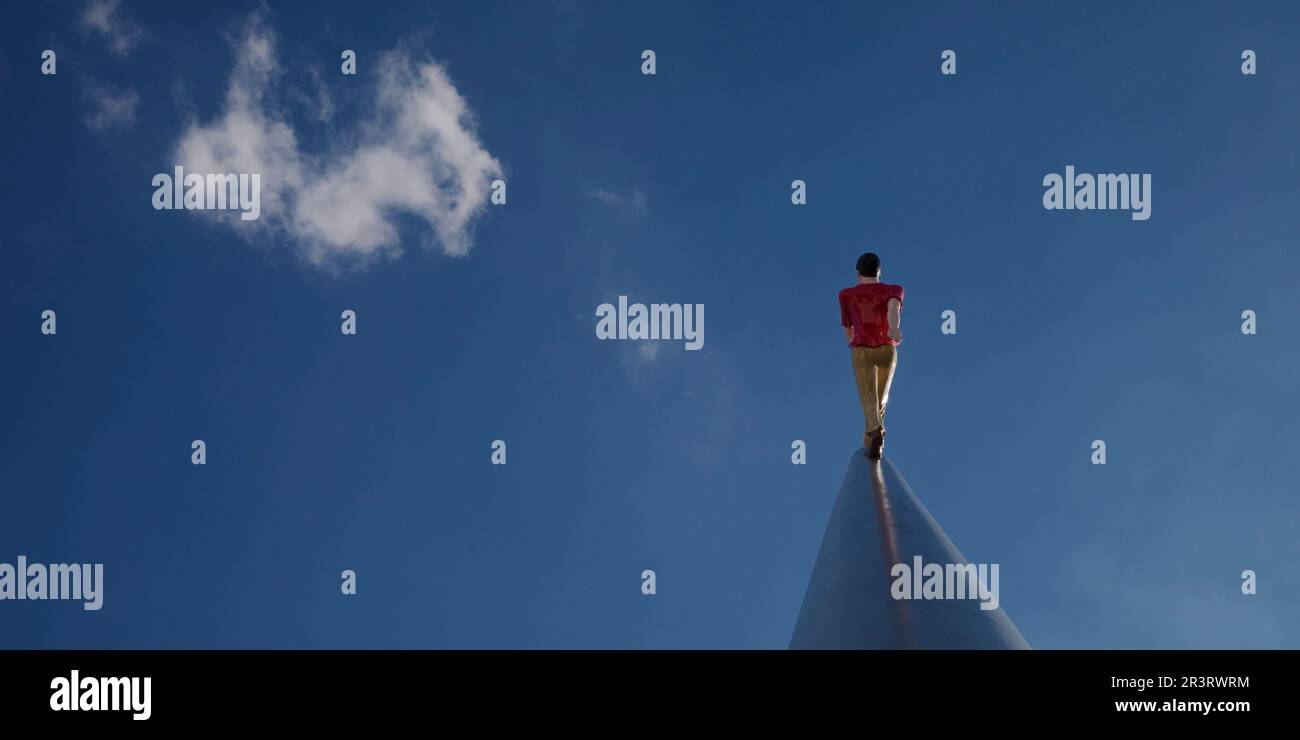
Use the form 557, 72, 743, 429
856, 252, 881, 278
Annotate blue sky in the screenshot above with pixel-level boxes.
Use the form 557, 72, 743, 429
1, 0, 1297, 648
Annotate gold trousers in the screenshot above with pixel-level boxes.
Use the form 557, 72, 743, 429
850, 344, 897, 434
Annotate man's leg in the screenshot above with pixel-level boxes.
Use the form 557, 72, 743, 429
875, 345, 897, 428
850, 347, 882, 440
866, 345, 897, 458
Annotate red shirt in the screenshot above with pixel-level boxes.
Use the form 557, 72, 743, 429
839, 282, 904, 347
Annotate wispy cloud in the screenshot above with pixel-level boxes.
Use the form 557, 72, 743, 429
635, 342, 662, 365
80, 0, 150, 57
172, 14, 504, 269
287, 65, 335, 124
587, 186, 647, 218
616, 340, 666, 379
82, 80, 140, 133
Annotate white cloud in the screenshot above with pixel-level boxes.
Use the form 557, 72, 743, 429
173, 15, 503, 268
299, 66, 334, 123
587, 186, 647, 218
636, 342, 662, 364
618, 341, 665, 377
80, 0, 149, 57
82, 80, 140, 132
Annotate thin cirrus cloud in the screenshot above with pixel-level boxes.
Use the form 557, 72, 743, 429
80, 0, 150, 57
173, 14, 504, 269
612, 340, 666, 378
82, 80, 140, 133
635, 341, 662, 366
587, 186, 648, 219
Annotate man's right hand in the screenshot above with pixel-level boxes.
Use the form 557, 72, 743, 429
888, 327, 902, 342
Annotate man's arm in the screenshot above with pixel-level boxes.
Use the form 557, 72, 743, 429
839, 291, 854, 346
887, 297, 902, 342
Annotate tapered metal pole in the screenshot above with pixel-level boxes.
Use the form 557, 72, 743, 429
790, 452, 1030, 649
